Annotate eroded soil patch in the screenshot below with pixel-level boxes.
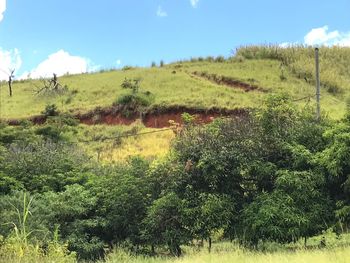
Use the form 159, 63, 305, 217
6, 106, 249, 128
192, 71, 267, 92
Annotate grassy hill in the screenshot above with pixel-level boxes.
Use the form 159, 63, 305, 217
1, 46, 349, 161
1, 46, 350, 261
1, 46, 350, 120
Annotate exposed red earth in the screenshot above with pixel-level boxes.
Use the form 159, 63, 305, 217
191, 71, 267, 92
5, 106, 249, 128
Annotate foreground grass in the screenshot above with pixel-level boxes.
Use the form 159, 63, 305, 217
2, 247, 349, 263
0, 239, 76, 263
102, 246, 350, 263
2, 237, 350, 263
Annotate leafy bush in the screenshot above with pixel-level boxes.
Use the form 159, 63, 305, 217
115, 93, 153, 108
181, 112, 195, 125
0, 141, 91, 192
215, 56, 225, 62
121, 78, 142, 93
115, 78, 154, 113
47, 114, 79, 127
35, 125, 63, 142
42, 104, 59, 117
142, 193, 190, 256
122, 65, 134, 71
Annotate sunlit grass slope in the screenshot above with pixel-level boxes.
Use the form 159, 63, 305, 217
74, 123, 174, 162
102, 246, 350, 263
1, 47, 349, 120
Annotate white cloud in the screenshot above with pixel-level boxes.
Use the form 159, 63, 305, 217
156, 5, 167, 17
26, 50, 96, 79
0, 48, 22, 81
304, 26, 350, 47
190, 0, 199, 8
116, 59, 122, 66
0, 0, 5, 22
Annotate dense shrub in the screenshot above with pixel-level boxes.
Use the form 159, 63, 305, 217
2, 94, 350, 260
42, 104, 59, 117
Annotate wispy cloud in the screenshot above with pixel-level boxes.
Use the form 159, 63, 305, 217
22, 50, 97, 79
190, 0, 199, 8
0, 47, 22, 81
0, 0, 6, 22
304, 26, 350, 47
157, 5, 167, 17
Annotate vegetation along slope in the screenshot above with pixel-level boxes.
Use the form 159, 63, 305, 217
1, 45, 350, 161
1, 46, 350, 262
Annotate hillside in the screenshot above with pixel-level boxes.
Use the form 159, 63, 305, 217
2, 46, 350, 262
1, 46, 349, 121
1, 46, 350, 161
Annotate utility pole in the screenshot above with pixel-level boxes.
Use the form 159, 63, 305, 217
315, 48, 321, 120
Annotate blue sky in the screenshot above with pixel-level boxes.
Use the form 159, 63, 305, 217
0, 0, 350, 80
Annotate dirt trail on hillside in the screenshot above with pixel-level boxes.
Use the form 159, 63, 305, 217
191, 71, 267, 92
6, 106, 249, 128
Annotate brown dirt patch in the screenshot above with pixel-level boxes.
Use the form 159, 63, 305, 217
192, 71, 267, 92
77, 107, 138, 125
143, 106, 248, 128
5, 106, 249, 128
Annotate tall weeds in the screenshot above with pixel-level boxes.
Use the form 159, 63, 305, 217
235, 45, 350, 95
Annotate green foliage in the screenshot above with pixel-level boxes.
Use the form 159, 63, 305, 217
194, 193, 234, 241
181, 112, 195, 125
122, 65, 134, 71
257, 93, 298, 139
35, 125, 63, 142
0, 192, 49, 244
242, 171, 331, 244
215, 56, 225, 63
121, 78, 142, 93
3, 94, 350, 260
116, 92, 153, 108
0, 192, 76, 262
116, 77, 154, 114
37, 185, 104, 260
0, 172, 23, 195
0, 141, 91, 192
0, 124, 37, 145
42, 104, 59, 117
90, 158, 151, 247
142, 193, 190, 256
48, 114, 79, 127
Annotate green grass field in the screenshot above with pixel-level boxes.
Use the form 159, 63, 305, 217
2, 241, 349, 263
101, 233, 350, 263
103, 247, 350, 263
1, 47, 348, 120
1, 46, 349, 161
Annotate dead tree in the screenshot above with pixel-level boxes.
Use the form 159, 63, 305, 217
8, 69, 15, 97
51, 73, 58, 90
35, 73, 66, 95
